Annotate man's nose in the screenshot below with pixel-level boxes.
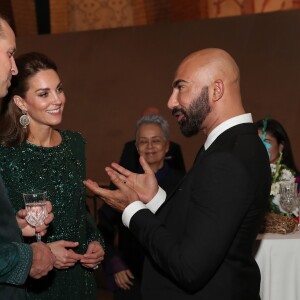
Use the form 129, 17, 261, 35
11, 57, 18, 75
167, 90, 178, 109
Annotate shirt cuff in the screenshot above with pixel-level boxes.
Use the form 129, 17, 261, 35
145, 186, 166, 213
122, 186, 166, 228
122, 201, 146, 228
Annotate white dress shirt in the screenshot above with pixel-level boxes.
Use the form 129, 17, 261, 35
122, 113, 253, 227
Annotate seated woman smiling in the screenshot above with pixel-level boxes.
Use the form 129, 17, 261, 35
98, 114, 184, 300
134, 114, 185, 184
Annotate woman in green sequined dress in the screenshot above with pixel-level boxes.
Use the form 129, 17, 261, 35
0, 52, 105, 300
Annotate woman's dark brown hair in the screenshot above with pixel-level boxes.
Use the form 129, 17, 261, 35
0, 52, 57, 146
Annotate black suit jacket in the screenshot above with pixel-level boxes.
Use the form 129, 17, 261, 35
119, 140, 186, 174
129, 123, 271, 300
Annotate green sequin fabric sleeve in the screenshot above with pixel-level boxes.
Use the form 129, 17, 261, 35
86, 211, 105, 248
67, 131, 104, 247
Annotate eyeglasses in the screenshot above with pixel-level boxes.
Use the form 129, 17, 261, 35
136, 138, 165, 147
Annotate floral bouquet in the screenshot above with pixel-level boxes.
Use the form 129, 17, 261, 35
269, 152, 296, 215
262, 155, 298, 234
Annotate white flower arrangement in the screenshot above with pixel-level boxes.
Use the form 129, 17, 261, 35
270, 163, 295, 196
269, 160, 296, 215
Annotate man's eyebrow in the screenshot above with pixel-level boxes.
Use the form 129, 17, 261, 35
172, 79, 190, 88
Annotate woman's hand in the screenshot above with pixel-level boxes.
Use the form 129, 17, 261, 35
114, 269, 135, 290
48, 240, 83, 269
80, 241, 105, 269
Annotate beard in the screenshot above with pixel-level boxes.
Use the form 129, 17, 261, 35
172, 86, 211, 137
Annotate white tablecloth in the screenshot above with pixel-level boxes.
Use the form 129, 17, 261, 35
254, 230, 300, 300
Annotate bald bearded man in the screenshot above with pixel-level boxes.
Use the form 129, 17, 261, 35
84, 48, 271, 299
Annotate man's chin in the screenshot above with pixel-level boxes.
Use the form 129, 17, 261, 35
180, 125, 199, 137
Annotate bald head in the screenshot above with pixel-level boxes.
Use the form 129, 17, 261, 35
179, 48, 240, 88
168, 48, 245, 135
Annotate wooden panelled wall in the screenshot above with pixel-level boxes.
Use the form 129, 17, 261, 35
1, 0, 300, 36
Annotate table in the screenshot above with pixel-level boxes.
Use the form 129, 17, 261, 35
254, 230, 300, 300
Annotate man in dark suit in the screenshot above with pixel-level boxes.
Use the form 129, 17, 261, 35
119, 106, 186, 174
0, 15, 55, 300
85, 48, 271, 299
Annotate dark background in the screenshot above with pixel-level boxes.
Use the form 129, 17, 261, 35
15, 9, 300, 183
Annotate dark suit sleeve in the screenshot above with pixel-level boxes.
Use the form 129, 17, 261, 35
0, 242, 32, 285
129, 152, 256, 292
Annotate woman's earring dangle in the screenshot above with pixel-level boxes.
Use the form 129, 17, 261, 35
19, 110, 30, 128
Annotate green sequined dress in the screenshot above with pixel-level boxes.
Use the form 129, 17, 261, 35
0, 130, 104, 300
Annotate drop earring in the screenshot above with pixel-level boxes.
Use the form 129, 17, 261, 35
19, 111, 30, 128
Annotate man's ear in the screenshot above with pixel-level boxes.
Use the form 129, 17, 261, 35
13, 96, 27, 112
212, 79, 224, 102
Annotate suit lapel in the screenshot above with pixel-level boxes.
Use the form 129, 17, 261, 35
156, 123, 256, 214
193, 145, 205, 166
156, 145, 206, 214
